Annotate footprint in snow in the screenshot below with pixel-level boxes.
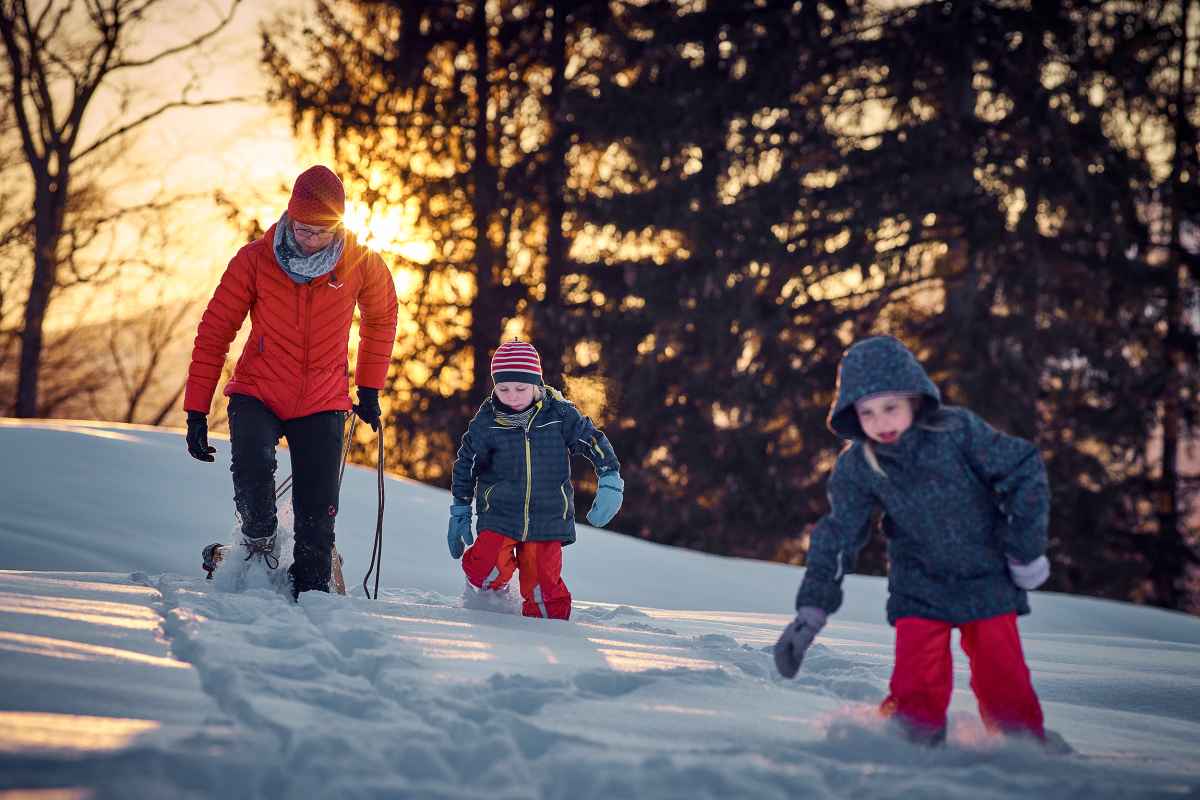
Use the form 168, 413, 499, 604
573, 668, 656, 697
575, 604, 651, 621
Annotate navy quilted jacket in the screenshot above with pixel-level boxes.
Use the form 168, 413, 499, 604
795, 336, 1050, 625
451, 388, 620, 543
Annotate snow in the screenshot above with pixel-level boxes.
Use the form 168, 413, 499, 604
0, 418, 1198, 799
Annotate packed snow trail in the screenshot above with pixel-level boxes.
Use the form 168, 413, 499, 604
140, 573, 1200, 800
3, 423, 1200, 799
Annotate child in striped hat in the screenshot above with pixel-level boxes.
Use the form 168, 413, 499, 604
446, 339, 624, 619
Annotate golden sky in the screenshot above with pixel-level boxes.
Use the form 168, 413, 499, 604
44, 0, 432, 328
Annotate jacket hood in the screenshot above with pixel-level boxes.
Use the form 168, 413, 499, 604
827, 336, 941, 440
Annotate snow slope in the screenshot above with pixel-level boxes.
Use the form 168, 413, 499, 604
1, 419, 1198, 799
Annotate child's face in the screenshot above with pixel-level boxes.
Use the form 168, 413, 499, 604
494, 381, 537, 411
854, 393, 916, 445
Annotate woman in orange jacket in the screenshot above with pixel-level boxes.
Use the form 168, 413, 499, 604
183, 165, 398, 598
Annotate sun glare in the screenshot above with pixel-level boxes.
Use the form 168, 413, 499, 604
0, 711, 160, 755
343, 200, 436, 265
0, 631, 191, 670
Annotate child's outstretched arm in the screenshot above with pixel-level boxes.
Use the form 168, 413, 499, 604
450, 425, 482, 505
447, 426, 482, 559
563, 409, 620, 476
957, 409, 1050, 566
562, 406, 622, 526
777, 457, 873, 679
793, 456, 876, 616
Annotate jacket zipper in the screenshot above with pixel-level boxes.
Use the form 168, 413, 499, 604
295, 284, 314, 417
520, 403, 543, 541
560, 484, 569, 520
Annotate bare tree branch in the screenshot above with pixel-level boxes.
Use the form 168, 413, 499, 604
75, 95, 256, 161
110, 0, 241, 71
0, 0, 246, 415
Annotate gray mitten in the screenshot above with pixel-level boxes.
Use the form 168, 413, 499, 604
1007, 555, 1050, 590
773, 606, 827, 679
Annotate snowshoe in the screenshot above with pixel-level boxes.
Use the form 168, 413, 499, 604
202, 538, 346, 595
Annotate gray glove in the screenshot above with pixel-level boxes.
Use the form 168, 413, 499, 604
773, 606, 827, 679
1008, 555, 1050, 590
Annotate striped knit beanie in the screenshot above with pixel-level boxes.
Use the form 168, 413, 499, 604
490, 340, 543, 385
287, 165, 345, 227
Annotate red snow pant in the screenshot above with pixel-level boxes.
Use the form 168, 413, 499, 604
879, 613, 1044, 740
461, 530, 572, 620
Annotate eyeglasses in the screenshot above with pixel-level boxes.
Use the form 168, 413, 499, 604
292, 221, 340, 239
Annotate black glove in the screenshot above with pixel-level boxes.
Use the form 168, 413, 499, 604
186, 411, 216, 462
352, 387, 381, 431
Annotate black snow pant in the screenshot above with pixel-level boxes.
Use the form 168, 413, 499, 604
227, 393, 345, 597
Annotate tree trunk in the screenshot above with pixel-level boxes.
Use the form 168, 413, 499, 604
1152, 0, 1197, 610
468, 0, 503, 396
535, 0, 569, 379
15, 178, 67, 417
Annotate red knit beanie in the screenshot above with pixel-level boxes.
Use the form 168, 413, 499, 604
287, 165, 345, 226
490, 340, 543, 385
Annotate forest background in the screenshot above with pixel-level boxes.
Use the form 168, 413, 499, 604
3, 0, 1199, 615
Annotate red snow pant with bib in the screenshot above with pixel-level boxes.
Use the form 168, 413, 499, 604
879, 613, 1044, 740
461, 530, 571, 620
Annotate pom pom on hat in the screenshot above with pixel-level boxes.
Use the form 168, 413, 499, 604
490, 340, 543, 385
287, 165, 345, 227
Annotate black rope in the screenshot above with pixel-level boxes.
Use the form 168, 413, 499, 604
361, 431, 385, 600
247, 412, 383, 597
264, 415, 356, 575
337, 414, 358, 494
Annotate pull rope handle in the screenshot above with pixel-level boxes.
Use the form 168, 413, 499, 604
360, 431, 385, 600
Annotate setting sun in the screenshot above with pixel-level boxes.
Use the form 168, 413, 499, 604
343, 199, 436, 267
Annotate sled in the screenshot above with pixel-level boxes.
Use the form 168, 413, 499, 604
202, 540, 347, 595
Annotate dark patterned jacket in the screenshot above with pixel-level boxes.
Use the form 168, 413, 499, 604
795, 336, 1050, 625
451, 388, 620, 543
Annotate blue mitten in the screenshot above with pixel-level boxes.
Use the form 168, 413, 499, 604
773, 606, 827, 679
586, 472, 624, 527
447, 504, 474, 559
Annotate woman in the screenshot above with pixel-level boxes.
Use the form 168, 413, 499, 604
184, 165, 398, 598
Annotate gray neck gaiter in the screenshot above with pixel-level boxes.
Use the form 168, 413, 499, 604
272, 212, 345, 284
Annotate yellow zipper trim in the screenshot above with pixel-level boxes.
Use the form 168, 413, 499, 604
521, 403, 543, 541
560, 485, 569, 520
483, 485, 495, 512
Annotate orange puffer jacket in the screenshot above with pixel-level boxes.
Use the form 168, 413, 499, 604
184, 223, 399, 421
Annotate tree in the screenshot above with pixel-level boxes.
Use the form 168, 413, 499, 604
265, 0, 612, 479
558, 0, 863, 554
1133, 0, 1200, 608
763, 0, 1200, 608
0, 0, 244, 417
261, 0, 1200, 612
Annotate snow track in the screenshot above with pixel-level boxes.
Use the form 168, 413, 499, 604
132, 574, 1200, 800
2, 423, 1199, 799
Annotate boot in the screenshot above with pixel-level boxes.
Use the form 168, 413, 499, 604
290, 514, 335, 599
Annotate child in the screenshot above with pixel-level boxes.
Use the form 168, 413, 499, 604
446, 340, 624, 620
774, 335, 1051, 745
